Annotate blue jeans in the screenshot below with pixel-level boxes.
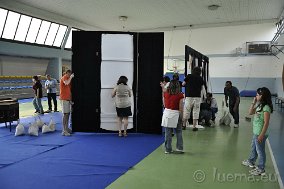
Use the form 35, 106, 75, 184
165, 117, 183, 152
248, 134, 268, 170
33, 97, 44, 113
211, 107, 218, 121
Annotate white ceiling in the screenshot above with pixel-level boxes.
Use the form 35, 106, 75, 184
1, 0, 284, 31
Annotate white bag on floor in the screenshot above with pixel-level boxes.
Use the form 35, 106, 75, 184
28, 122, 39, 136
35, 116, 44, 128
42, 124, 52, 134
219, 98, 232, 126
15, 123, 25, 136
48, 118, 56, 132
219, 109, 231, 126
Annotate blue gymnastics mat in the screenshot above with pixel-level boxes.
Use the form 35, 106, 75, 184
0, 114, 164, 189
239, 90, 257, 97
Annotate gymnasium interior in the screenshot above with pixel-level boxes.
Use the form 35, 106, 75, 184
0, 0, 284, 189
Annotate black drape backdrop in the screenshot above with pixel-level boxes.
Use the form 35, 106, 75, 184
185, 45, 209, 89
137, 33, 164, 134
72, 31, 101, 132
72, 31, 163, 134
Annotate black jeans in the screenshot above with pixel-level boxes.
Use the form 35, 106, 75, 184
229, 104, 239, 124
47, 93, 57, 111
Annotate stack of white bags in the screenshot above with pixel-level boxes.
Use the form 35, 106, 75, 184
15, 116, 56, 136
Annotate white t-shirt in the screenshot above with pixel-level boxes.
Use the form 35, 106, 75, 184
210, 98, 218, 109
113, 84, 131, 108
45, 79, 57, 93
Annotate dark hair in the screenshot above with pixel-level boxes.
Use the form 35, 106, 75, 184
256, 87, 273, 113
168, 80, 181, 95
117, 76, 128, 85
206, 92, 212, 98
225, 81, 232, 86
66, 70, 72, 74
163, 76, 170, 83
192, 67, 201, 75
172, 73, 179, 81
33, 75, 39, 81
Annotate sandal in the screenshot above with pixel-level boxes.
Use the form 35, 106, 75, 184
123, 131, 127, 137
118, 131, 122, 137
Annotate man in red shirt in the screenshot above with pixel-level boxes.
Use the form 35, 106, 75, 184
60, 70, 74, 136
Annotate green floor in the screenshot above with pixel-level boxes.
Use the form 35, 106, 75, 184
18, 96, 280, 189
19, 99, 62, 118
107, 96, 280, 189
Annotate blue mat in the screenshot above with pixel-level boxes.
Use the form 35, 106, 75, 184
0, 101, 164, 189
0, 131, 163, 189
240, 90, 256, 97
0, 143, 55, 168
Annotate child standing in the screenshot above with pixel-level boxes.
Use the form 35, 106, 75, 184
161, 80, 184, 154
242, 87, 273, 175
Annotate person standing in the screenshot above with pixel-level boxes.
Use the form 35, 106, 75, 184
112, 76, 132, 137
32, 75, 44, 115
60, 70, 74, 136
161, 80, 184, 154
242, 87, 273, 175
161, 76, 170, 104
182, 66, 205, 131
224, 81, 240, 128
45, 74, 58, 112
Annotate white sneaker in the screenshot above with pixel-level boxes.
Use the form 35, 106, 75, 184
234, 124, 239, 128
250, 168, 265, 176
242, 160, 255, 168
175, 149, 184, 153
165, 150, 173, 154
61, 131, 71, 136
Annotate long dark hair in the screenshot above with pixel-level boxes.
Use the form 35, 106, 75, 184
168, 80, 181, 95
117, 76, 128, 85
256, 87, 273, 113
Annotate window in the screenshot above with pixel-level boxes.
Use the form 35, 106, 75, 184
45, 23, 59, 45
0, 8, 8, 37
25, 18, 41, 43
65, 28, 78, 49
35, 20, 50, 44
2, 11, 20, 39
53, 25, 67, 47
0, 7, 74, 48
14, 15, 32, 41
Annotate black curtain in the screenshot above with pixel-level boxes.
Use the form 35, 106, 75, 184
72, 31, 101, 132
185, 45, 209, 84
136, 32, 164, 134
72, 31, 163, 134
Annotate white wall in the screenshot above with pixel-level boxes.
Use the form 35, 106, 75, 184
274, 52, 284, 97
164, 23, 276, 56
161, 23, 278, 93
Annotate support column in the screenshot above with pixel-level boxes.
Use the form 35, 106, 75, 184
46, 58, 62, 81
